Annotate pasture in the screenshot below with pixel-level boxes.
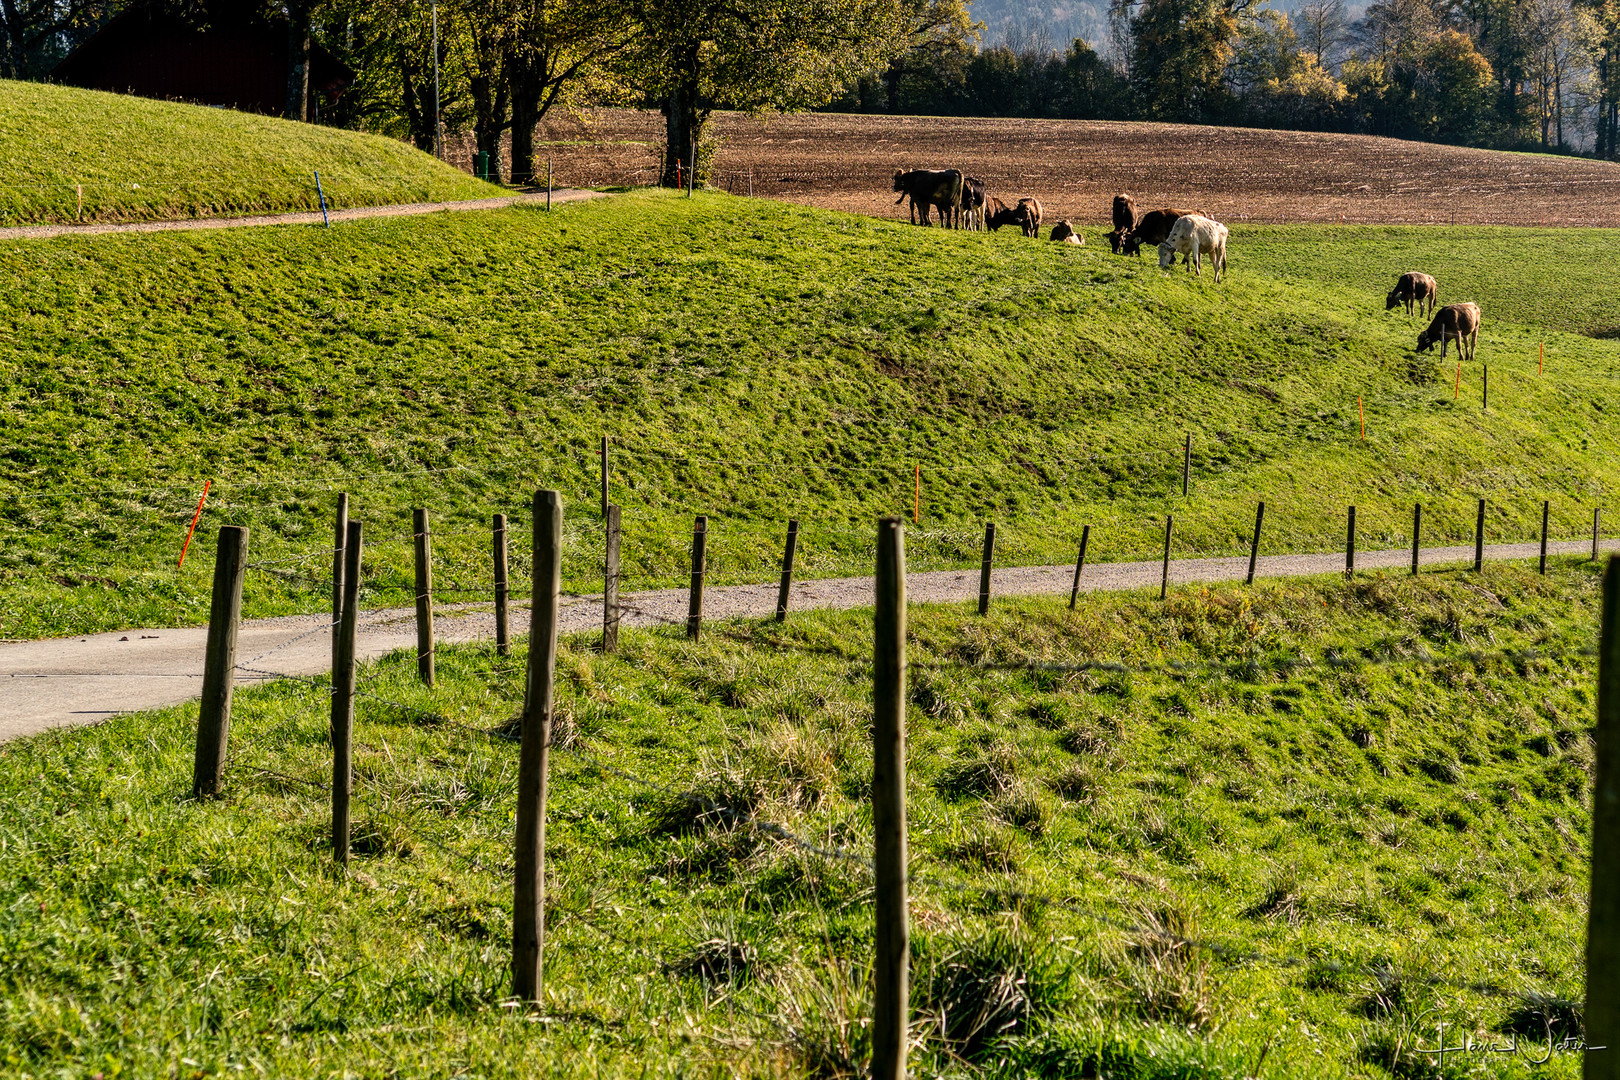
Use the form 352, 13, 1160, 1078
536, 108, 1620, 227
4, 190, 1620, 639
0, 565, 1600, 1077
0, 80, 499, 226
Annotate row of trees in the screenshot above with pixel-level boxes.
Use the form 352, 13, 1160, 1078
6, 0, 1615, 164
838, 0, 1620, 154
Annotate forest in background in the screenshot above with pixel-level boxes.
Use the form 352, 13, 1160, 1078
3, 0, 1616, 172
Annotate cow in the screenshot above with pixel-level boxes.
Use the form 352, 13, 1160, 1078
1157, 214, 1229, 282
893, 169, 964, 228
1112, 194, 1136, 233
1416, 302, 1481, 363
1386, 272, 1438, 317
1050, 220, 1083, 244
960, 176, 987, 231
1119, 207, 1203, 257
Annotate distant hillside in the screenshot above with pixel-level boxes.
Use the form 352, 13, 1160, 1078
0, 79, 500, 226
969, 0, 1359, 50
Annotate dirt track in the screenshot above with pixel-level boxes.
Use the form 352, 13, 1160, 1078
536, 109, 1620, 227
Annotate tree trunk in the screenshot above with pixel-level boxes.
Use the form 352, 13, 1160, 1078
401, 58, 434, 152
511, 84, 540, 185
470, 68, 508, 184
884, 58, 904, 113
284, 2, 311, 122
0, 0, 25, 79
662, 77, 704, 187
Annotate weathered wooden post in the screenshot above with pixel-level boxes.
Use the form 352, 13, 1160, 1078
977, 522, 995, 616
775, 519, 799, 623
1246, 501, 1264, 585
413, 508, 435, 686
331, 521, 361, 863
1160, 515, 1173, 601
192, 525, 249, 799
1412, 503, 1422, 576
1068, 525, 1090, 610
494, 513, 510, 657
599, 435, 609, 519
1474, 498, 1486, 572
1181, 434, 1191, 497
603, 504, 621, 653
1585, 554, 1620, 1079
1598, 508, 1605, 562
872, 517, 909, 1080
1346, 505, 1356, 578
1541, 500, 1550, 575
687, 515, 708, 641
513, 491, 562, 1002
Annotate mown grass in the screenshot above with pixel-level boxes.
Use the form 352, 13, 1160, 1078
4, 188, 1619, 637
0, 79, 499, 226
0, 562, 1599, 1077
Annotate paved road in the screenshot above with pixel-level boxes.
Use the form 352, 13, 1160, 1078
0, 190, 601, 242
1, 540, 1601, 742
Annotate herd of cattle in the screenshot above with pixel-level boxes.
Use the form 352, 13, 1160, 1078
891, 168, 1483, 358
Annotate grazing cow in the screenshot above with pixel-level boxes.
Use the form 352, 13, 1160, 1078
1157, 214, 1229, 282
1386, 272, 1438, 317
1416, 302, 1481, 362
1050, 220, 1083, 244
1112, 194, 1136, 233
988, 196, 1043, 236
1107, 228, 1128, 254
1119, 207, 1202, 257
893, 168, 964, 227
960, 176, 987, 231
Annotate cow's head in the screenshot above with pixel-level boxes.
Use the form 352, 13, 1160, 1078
1415, 331, 1437, 353
1385, 289, 1402, 311
1107, 228, 1124, 254
892, 169, 907, 193
1157, 241, 1177, 269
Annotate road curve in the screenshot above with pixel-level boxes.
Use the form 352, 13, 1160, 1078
0, 540, 1603, 742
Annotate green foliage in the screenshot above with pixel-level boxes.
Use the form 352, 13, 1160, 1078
4, 191, 1620, 638
0, 565, 1600, 1075
0, 78, 499, 226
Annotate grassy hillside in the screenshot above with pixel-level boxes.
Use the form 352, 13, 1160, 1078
0, 565, 1599, 1076
0, 79, 499, 225
3, 190, 1620, 638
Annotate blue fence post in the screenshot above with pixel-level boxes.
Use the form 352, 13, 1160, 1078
314, 171, 330, 229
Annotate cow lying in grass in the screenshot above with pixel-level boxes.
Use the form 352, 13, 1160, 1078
1386, 272, 1438, 317
1050, 220, 1082, 244
1157, 214, 1229, 282
1416, 302, 1481, 362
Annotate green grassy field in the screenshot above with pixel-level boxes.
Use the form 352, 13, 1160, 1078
0, 80, 499, 226
0, 564, 1598, 1077
3, 189, 1619, 639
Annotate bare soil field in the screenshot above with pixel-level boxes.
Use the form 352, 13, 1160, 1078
531, 108, 1620, 227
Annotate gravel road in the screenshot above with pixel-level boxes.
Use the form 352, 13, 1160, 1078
0, 540, 1600, 742
0, 190, 601, 242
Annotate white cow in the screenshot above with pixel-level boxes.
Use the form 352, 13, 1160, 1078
1157, 214, 1229, 282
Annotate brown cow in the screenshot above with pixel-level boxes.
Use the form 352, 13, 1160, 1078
1112, 194, 1136, 232
1050, 220, 1083, 244
1386, 272, 1438, 317
1416, 302, 1481, 363
1120, 208, 1202, 258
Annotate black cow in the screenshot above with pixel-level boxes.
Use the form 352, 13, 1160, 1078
893, 169, 964, 227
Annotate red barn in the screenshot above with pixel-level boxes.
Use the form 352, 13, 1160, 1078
51, 8, 351, 118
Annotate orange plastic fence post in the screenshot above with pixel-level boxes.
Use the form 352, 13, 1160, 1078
1540, 342, 1545, 375
178, 479, 213, 569
1358, 396, 1365, 441
913, 465, 920, 524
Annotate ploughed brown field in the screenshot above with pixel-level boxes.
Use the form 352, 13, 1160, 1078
529, 108, 1620, 227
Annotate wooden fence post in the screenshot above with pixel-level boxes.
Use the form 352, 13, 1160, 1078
1541, 500, 1550, 575
331, 521, 362, 864
1160, 515, 1173, 601
1599, 508, 1605, 562
1585, 554, 1620, 1078
1412, 503, 1422, 576
513, 490, 562, 1003
872, 517, 909, 1080
331, 493, 348, 627
191, 525, 249, 799
494, 513, 510, 657
1483, 363, 1489, 411
775, 519, 799, 623
1068, 525, 1091, 610
687, 516, 708, 641
1246, 501, 1264, 586
413, 508, 435, 686
1346, 505, 1356, 578
599, 434, 609, 519
1474, 498, 1486, 572
604, 504, 621, 653
1182, 433, 1191, 497
977, 523, 996, 616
